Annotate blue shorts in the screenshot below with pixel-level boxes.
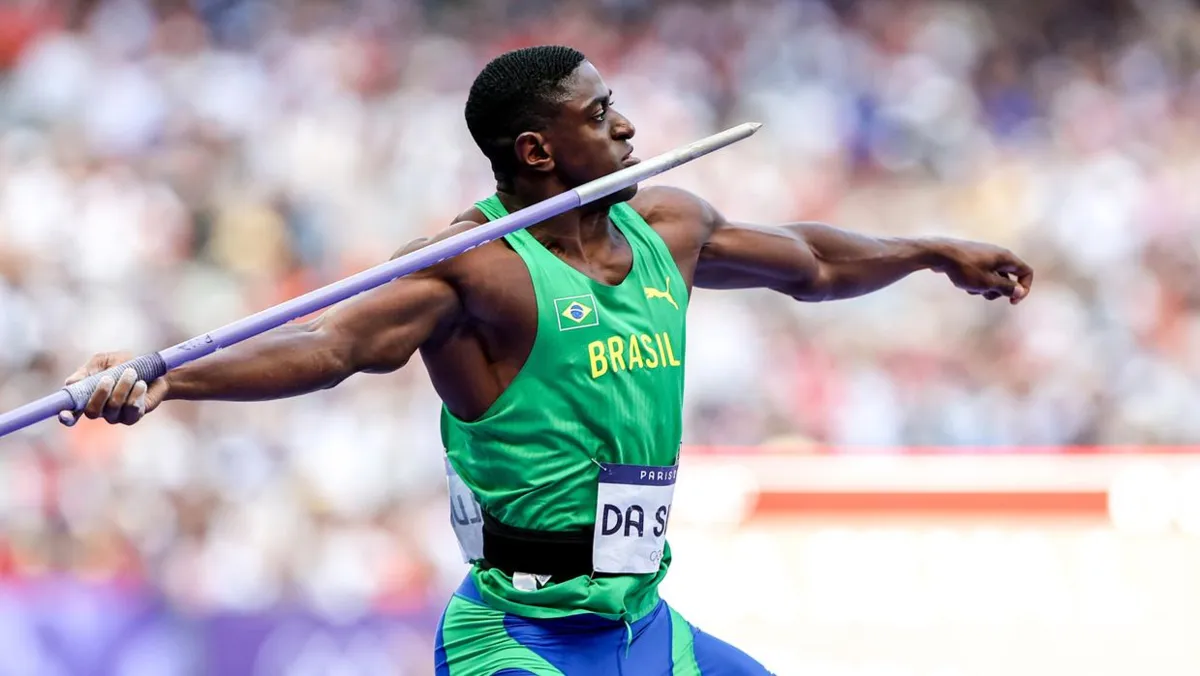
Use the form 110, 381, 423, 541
434, 574, 774, 675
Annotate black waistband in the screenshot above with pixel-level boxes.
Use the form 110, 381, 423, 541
482, 511, 617, 581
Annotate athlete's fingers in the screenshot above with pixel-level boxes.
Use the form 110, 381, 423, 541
103, 368, 139, 424
118, 380, 149, 425
65, 352, 126, 386
987, 274, 1017, 298
83, 376, 115, 420
63, 365, 88, 386
998, 260, 1034, 305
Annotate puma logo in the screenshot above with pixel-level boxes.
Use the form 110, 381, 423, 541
644, 277, 679, 311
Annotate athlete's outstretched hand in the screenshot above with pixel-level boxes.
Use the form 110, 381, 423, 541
58, 352, 170, 427
934, 240, 1034, 305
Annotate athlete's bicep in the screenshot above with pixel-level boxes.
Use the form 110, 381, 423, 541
309, 236, 466, 375
696, 216, 821, 293
636, 186, 822, 293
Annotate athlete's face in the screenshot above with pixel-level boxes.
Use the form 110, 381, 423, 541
536, 62, 639, 201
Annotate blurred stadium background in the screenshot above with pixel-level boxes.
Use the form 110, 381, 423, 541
1, 0, 1199, 673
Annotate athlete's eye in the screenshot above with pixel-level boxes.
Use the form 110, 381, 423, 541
593, 99, 614, 122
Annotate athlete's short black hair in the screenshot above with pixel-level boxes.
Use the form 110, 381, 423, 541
465, 45, 587, 180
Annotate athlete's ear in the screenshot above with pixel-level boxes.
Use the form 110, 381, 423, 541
514, 131, 555, 174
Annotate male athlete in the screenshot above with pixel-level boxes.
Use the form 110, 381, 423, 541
63, 46, 1033, 674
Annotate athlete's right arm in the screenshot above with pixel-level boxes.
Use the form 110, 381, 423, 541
59, 237, 464, 427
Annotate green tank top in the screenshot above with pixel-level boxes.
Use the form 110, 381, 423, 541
441, 194, 688, 622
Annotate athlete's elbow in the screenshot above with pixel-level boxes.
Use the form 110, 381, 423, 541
783, 263, 836, 302
786, 285, 833, 303
345, 338, 415, 376
292, 321, 361, 386
358, 357, 410, 376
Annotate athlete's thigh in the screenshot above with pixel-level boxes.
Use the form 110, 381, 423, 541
666, 605, 776, 675
435, 594, 564, 676
691, 626, 776, 675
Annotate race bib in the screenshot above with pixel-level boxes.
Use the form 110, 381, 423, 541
445, 457, 484, 563
592, 463, 677, 574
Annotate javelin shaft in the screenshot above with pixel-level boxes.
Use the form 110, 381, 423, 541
0, 122, 761, 439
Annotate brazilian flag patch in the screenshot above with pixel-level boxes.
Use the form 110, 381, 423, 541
554, 294, 600, 331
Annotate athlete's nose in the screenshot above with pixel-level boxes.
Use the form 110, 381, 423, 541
612, 110, 635, 141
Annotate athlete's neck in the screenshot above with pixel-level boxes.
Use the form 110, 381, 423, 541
496, 186, 617, 260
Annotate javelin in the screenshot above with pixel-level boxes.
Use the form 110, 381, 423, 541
0, 122, 762, 438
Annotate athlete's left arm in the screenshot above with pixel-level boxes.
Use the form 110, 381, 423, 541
647, 187, 1033, 304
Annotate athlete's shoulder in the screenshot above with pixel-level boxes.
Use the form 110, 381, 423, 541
449, 205, 488, 229
629, 186, 719, 227
443, 205, 516, 259
628, 186, 722, 241
386, 206, 514, 284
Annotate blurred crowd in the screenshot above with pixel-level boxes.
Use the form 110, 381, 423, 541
0, 0, 1198, 613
